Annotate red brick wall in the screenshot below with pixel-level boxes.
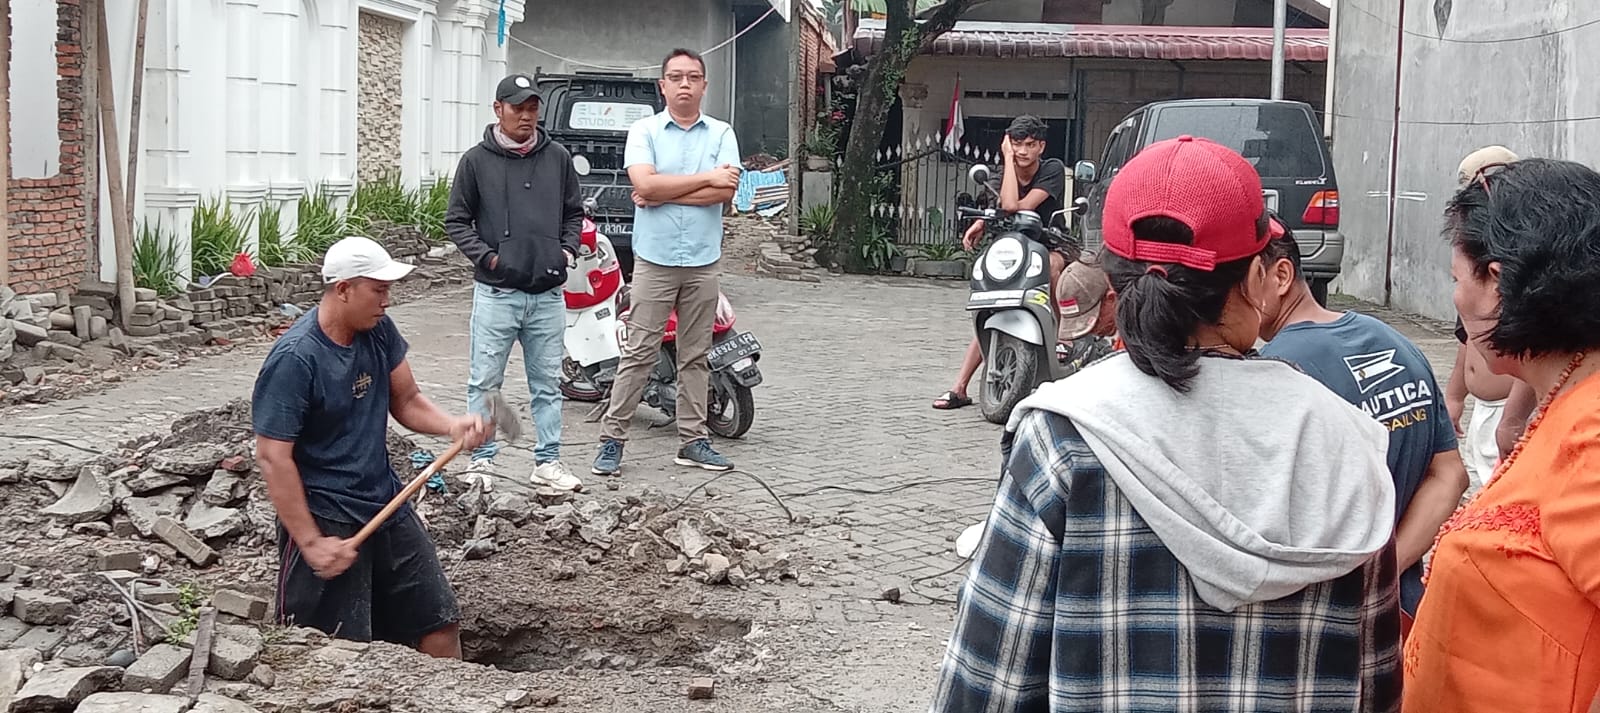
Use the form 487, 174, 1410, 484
5, 0, 90, 295
799, 10, 829, 135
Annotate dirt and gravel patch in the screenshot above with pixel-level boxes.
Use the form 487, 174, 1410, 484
0, 400, 858, 712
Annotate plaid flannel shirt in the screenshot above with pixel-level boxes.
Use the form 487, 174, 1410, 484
930, 410, 1402, 713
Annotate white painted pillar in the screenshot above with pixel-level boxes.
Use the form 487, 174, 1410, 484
318, 1, 354, 198
225, 0, 262, 187
399, 15, 424, 187
297, 0, 321, 190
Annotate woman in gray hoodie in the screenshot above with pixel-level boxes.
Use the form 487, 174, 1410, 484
930, 136, 1401, 713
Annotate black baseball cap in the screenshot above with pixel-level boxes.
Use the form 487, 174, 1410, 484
496, 74, 541, 105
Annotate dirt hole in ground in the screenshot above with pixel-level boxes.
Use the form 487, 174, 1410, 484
462, 607, 753, 673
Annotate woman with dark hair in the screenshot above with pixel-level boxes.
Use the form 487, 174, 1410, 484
1404, 158, 1600, 712
930, 136, 1401, 713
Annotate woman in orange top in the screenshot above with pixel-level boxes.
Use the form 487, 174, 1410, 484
1404, 158, 1600, 712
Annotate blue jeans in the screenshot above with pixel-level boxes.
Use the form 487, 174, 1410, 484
467, 282, 564, 463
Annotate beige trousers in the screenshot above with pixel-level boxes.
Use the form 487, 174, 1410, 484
600, 259, 720, 444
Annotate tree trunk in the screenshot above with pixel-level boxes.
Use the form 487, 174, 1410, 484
829, 0, 974, 272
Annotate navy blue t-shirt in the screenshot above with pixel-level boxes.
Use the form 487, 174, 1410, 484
1262, 311, 1457, 614
251, 308, 410, 525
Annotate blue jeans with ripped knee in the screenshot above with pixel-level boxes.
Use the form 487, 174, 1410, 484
466, 282, 564, 463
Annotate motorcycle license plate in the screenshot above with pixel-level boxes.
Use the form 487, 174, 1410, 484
708, 332, 761, 369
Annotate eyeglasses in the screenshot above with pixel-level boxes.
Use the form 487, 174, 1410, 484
662, 73, 705, 85
1470, 162, 1511, 197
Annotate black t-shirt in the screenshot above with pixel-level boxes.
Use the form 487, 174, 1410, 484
990, 158, 1067, 222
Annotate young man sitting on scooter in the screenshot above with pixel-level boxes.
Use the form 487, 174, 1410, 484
933, 115, 1071, 411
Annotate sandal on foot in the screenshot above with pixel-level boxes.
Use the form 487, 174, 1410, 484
932, 390, 972, 410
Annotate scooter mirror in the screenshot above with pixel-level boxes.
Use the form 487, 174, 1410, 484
1072, 196, 1090, 215
968, 164, 991, 187
573, 155, 592, 176
1049, 209, 1069, 229
582, 197, 599, 215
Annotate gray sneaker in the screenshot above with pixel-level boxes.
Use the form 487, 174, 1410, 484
592, 439, 624, 476
675, 439, 733, 472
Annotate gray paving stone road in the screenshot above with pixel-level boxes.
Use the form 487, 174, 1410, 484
0, 268, 1466, 712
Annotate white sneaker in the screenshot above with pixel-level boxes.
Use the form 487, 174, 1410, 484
464, 457, 496, 493
532, 460, 583, 492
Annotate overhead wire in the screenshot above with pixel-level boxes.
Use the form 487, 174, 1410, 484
1340, 0, 1600, 44
507, 5, 777, 73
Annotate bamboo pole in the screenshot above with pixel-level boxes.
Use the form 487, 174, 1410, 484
125, 0, 149, 232
1, 3, 12, 288
95, 0, 136, 329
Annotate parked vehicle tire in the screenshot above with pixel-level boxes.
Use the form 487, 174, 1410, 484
979, 333, 1040, 425
707, 383, 756, 439
560, 358, 603, 402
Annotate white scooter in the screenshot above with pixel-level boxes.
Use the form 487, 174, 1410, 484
559, 157, 627, 416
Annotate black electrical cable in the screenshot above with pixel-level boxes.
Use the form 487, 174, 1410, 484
902, 558, 972, 606
670, 469, 795, 523
0, 433, 105, 455
784, 477, 995, 498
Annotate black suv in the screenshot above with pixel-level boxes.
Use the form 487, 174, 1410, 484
535, 70, 665, 280
1074, 99, 1342, 304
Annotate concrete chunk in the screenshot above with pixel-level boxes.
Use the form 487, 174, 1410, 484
183, 501, 247, 540
208, 626, 263, 680
13, 626, 68, 656
0, 649, 43, 712
0, 617, 32, 646
211, 590, 268, 621
133, 584, 180, 606
151, 517, 219, 567
121, 644, 191, 694
78, 691, 189, 713
146, 446, 227, 477
41, 466, 112, 525
9, 665, 121, 712
192, 693, 265, 713
123, 469, 188, 495
687, 676, 716, 700
95, 550, 144, 572
13, 590, 74, 625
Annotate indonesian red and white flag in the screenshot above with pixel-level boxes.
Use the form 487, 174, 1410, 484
942, 75, 964, 153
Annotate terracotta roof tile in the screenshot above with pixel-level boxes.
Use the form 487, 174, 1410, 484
853, 23, 1328, 62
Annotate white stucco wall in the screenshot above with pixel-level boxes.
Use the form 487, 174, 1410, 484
9, 0, 61, 179
61, 0, 525, 284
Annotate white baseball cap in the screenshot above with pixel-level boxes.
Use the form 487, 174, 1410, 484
321, 236, 415, 284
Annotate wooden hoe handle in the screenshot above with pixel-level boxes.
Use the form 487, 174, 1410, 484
350, 439, 466, 548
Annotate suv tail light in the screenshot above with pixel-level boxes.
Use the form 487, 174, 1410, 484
1302, 190, 1339, 227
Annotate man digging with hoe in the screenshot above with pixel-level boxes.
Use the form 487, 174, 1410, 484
252, 236, 503, 659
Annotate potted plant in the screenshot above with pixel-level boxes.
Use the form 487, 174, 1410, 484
913, 242, 969, 278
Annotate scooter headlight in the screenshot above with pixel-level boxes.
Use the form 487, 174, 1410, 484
983, 237, 1026, 281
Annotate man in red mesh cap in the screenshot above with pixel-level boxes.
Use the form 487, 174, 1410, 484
930, 136, 1400, 713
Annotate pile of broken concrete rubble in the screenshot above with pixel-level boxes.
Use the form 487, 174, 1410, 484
455, 484, 808, 589
0, 397, 810, 710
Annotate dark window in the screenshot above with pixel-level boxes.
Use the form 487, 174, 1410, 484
1148, 104, 1327, 178
961, 116, 1072, 162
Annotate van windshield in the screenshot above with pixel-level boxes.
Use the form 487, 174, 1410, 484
1149, 104, 1326, 178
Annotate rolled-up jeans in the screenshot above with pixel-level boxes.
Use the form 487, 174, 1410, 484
466, 282, 564, 463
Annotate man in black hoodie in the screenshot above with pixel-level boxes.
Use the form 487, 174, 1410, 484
444, 73, 584, 493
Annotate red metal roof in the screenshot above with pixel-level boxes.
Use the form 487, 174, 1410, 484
852, 23, 1329, 63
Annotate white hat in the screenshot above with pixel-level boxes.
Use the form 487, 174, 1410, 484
321, 236, 415, 284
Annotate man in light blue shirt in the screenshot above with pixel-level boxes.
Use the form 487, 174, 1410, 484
593, 48, 742, 477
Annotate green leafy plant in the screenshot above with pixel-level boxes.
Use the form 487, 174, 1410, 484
163, 582, 206, 644
920, 242, 964, 262
133, 219, 181, 296
856, 221, 899, 272
296, 185, 348, 259
803, 125, 839, 162
799, 202, 836, 240
348, 174, 421, 235
256, 202, 290, 267
417, 176, 451, 243
190, 196, 254, 278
